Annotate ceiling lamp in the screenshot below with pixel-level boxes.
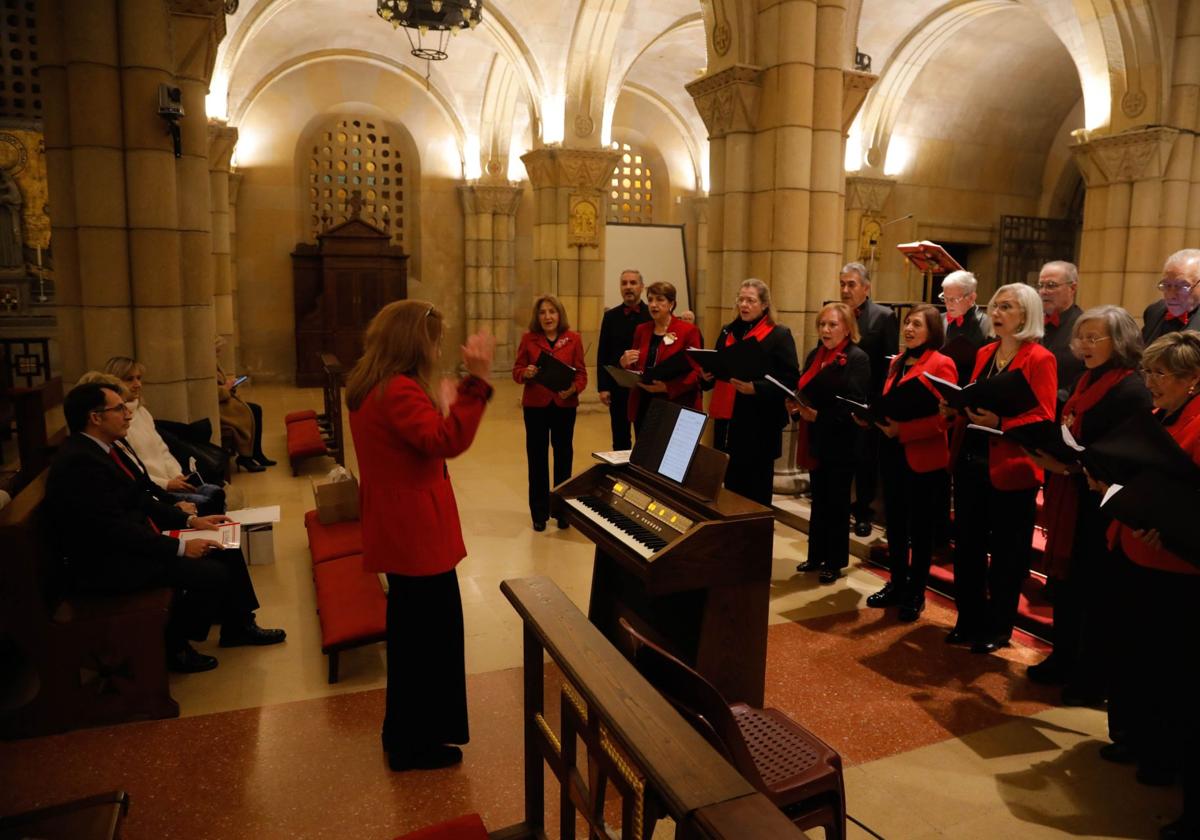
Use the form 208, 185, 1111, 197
376, 0, 483, 61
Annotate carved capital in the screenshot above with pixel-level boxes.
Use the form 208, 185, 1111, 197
169, 0, 227, 84
207, 121, 238, 170
685, 64, 762, 139
520, 148, 621, 192
845, 176, 894, 213
842, 70, 877, 135
459, 183, 523, 216
1071, 126, 1179, 187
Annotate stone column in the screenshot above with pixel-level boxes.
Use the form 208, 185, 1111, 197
459, 182, 522, 370
228, 171, 242, 361
520, 147, 620, 365
209, 122, 237, 372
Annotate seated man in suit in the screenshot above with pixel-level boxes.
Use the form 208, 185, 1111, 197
47, 382, 285, 673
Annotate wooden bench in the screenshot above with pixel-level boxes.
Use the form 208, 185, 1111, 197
0, 472, 178, 738
498, 576, 808, 839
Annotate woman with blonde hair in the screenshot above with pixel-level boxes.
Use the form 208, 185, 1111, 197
347, 300, 494, 772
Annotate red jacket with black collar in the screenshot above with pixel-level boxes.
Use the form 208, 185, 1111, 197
883, 348, 958, 473
625, 316, 702, 422
513, 330, 588, 408
950, 340, 1058, 490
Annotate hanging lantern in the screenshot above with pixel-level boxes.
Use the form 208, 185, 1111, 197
375, 0, 484, 61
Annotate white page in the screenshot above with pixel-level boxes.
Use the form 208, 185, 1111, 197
226, 506, 281, 525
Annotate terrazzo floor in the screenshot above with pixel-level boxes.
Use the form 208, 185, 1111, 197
0, 379, 1184, 839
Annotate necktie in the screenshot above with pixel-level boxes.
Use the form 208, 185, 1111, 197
110, 447, 161, 534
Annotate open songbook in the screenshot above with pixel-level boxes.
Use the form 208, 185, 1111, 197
1100, 472, 1200, 560
686, 340, 768, 382
897, 240, 963, 275
922, 369, 1039, 417
835, 377, 940, 424
603, 351, 694, 390
532, 353, 577, 392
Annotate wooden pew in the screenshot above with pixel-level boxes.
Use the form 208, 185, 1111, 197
499, 576, 807, 840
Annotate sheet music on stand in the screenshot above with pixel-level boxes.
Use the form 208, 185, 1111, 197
897, 240, 963, 302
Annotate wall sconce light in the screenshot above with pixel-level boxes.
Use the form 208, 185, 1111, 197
158, 83, 184, 158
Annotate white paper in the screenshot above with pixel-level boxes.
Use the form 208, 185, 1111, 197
593, 450, 631, 465
226, 505, 281, 525
922, 372, 962, 391
1100, 483, 1124, 508
172, 522, 241, 549
765, 374, 798, 399
966, 423, 1003, 436
1060, 424, 1085, 452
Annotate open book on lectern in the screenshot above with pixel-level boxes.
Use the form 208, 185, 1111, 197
897, 241, 963, 275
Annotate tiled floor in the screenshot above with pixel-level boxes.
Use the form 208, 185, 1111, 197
0, 380, 1183, 838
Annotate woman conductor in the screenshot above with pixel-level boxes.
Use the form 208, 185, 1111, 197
514, 295, 588, 531
792, 302, 871, 583
347, 301, 495, 771
620, 280, 702, 431
945, 283, 1057, 654
705, 279, 800, 506
865, 304, 957, 619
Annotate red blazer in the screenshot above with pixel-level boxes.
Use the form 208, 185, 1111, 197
950, 340, 1057, 490
512, 330, 588, 408
625, 316, 702, 422
883, 348, 958, 473
1111, 396, 1200, 575
348, 374, 491, 576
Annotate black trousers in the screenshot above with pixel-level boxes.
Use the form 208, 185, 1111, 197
879, 440, 947, 594
158, 547, 260, 648
1047, 497, 1112, 691
1106, 549, 1200, 775
382, 570, 469, 755
608, 388, 633, 450
808, 461, 855, 573
852, 426, 881, 523
724, 452, 776, 507
523, 404, 577, 524
950, 458, 1038, 638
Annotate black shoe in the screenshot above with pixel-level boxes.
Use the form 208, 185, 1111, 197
898, 592, 926, 622
854, 519, 873, 538
219, 619, 287, 647
167, 643, 218, 673
1060, 684, 1106, 707
1160, 817, 1199, 840
1026, 656, 1070, 686
252, 453, 277, 467
556, 516, 569, 530
236, 456, 265, 473
533, 521, 546, 532
818, 569, 840, 584
1099, 741, 1138, 765
866, 581, 903, 608
945, 627, 973, 646
796, 560, 821, 573
971, 634, 1011, 655
388, 745, 463, 771
1136, 764, 1177, 787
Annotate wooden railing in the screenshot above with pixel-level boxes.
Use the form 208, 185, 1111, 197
499, 576, 807, 840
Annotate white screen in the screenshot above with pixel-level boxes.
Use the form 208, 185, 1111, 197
604, 224, 691, 312
658, 408, 706, 483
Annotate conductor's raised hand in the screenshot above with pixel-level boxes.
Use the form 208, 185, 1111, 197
462, 331, 495, 380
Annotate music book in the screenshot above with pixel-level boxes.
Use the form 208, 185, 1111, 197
940, 335, 982, 383
1100, 472, 1200, 561
836, 395, 876, 424
642, 350, 694, 383
798, 362, 848, 407
687, 339, 768, 381
1079, 411, 1200, 486
897, 240, 963, 275
533, 353, 576, 392
604, 365, 643, 390
922, 369, 1040, 417
1002, 421, 1084, 465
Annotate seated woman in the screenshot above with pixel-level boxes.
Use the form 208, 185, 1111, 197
513, 294, 588, 532
792, 302, 871, 583
864, 304, 957, 619
1024, 306, 1149, 703
620, 281, 702, 433
215, 339, 275, 473
1094, 332, 1200, 817
103, 356, 226, 515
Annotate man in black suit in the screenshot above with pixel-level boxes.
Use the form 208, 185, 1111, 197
1143, 249, 1200, 344
840, 262, 898, 536
596, 268, 651, 449
1037, 260, 1085, 412
47, 383, 285, 673
939, 270, 991, 385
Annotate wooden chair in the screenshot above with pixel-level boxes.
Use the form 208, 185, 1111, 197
620, 618, 847, 840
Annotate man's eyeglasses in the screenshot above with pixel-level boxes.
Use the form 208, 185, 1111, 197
938, 293, 968, 305
1071, 335, 1111, 348
93, 404, 132, 416
1156, 277, 1200, 294
1036, 280, 1073, 291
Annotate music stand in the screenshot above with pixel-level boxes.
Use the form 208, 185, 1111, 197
897, 240, 963, 302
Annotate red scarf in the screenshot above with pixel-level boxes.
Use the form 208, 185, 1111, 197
1039, 366, 1133, 577
794, 339, 850, 470
709, 318, 775, 419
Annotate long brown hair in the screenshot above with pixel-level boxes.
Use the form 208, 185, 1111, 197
346, 300, 443, 410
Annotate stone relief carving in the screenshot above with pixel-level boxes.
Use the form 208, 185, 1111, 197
459, 184, 522, 216
567, 194, 600, 246
845, 177, 894, 213
0, 171, 22, 268
1071, 126, 1179, 187
686, 65, 762, 139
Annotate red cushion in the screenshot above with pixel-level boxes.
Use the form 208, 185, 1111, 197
392, 814, 489, 840
313, 554, 387, 651
285, 409, 318, 424
304, 510, 363, 565
287, 420, 328, 458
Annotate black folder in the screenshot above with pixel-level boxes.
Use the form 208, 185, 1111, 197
835, 395, 877, 424
687, 339, 768, 381
922, 369, 1040, 417
532, 353, 576, 392
1002, 420, 1083, 465
603, 365, 643, 390
1100, 471, 1200, 562
941, 336, 982, 384
798, 362, 844, 407
643, 350, 694, 384
836, 378, 940, 425
1079, 411, 1200, 486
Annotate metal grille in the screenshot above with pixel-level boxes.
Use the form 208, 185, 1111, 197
996, 215, 1077, 288
307, 118, 403, 243
608, 141, 653, 223
1, 337, 49, 388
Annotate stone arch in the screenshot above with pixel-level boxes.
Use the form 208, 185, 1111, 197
562, 0, 633, 147
700, 0, 758, 70
1070, 0, 1166, 130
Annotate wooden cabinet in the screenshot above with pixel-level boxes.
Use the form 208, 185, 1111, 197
292, 218, 407, 386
